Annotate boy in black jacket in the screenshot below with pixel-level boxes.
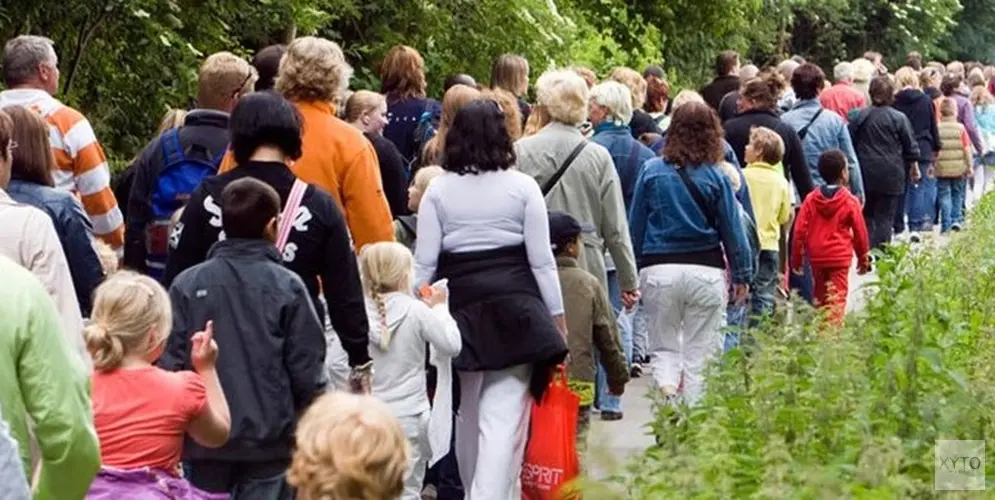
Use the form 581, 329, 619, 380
160, 178, 326, 499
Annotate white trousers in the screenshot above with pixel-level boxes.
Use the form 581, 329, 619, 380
323, 325, 351, 390
456, 364, 532, 500
640, 264, 727, 405
397, 411, 430, 500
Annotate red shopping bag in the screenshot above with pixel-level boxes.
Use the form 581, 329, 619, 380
521, 366, 581, 500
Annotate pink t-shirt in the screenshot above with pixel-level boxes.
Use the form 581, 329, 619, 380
91, 366, 206, 473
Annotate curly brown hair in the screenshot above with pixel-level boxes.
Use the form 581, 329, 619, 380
379, 45, 427, 101
662, 102, 724, 167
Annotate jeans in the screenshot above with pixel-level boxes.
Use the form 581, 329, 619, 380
893, 188, 907, 234
598, 270, 633, 413
186, 460, 292, 499
639, 264, 727, 406
863, 191, 901, 249
906, 174, 938, 231
724, 303, 746, 351
938, 177, 967, 232
750, 250, 780, 323
787, 214, 814, 304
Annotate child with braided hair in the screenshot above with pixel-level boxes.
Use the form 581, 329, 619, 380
358, 242, 462, 500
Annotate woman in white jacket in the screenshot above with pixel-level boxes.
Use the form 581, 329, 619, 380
359, 242, 462, 500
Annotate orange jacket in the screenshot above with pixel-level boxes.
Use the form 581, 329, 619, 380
220, 100, 394, 249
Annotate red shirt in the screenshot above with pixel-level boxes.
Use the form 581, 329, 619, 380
92, 366, 206, 473
820, 82, 868, 123
791, 186, 870, 269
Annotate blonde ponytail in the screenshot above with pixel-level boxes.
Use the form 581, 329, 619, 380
86, 271, 172, 371
359, 243, 415, 350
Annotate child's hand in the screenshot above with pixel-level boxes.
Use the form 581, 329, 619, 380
191, 320, 219, 373
420, 286, 448, 308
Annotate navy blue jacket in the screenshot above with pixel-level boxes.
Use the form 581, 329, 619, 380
384, 97, 441, 165
590, 123, 656, 210
7, 179, 102, 315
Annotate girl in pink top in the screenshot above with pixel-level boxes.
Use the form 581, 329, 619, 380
84, 272, 231, 499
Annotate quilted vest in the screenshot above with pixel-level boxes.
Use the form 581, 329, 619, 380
935, 118, 969, 178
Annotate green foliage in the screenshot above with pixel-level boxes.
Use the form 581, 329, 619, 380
591, 197, 995, 497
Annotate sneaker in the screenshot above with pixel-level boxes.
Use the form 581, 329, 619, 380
630, 363, 643, 378
600, 411, 623, 421
952, 223, 963, 232
910, 233, 922, 244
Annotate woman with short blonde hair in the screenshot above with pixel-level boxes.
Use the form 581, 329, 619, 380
535, 69, 589, 126
276, 36, 353, 103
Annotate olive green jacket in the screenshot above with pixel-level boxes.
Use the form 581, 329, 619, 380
557, 257, 630, 406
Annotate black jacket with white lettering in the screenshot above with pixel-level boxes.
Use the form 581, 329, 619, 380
163, 160, 371, 367
160, 239, 326, 462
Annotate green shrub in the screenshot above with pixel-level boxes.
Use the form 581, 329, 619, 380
591, 196, 995, 498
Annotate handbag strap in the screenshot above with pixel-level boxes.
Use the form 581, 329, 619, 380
676, 166, 717, 229
797, 108, 824, 141
276, 179, 307, 252
541, 141, 588, 196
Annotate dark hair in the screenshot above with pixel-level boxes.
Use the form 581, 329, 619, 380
869, 76, 895, 106
252, 45, 286, 91
741, 71, 786, 111
643, 65, 665, 79
907, 51, 923, 71
443, 99, 515, 175
662, 102, 724, 167
444, 73, 478, 92
221, 177, 281, 239
552, 234, 580, 257
791, 63, 825, 100
941, 74, 962, 97
817, 149, 848, 184
0, 109, 11, 164
230, 91, 304, 165
645, 75, 670, 113
715, 51, 739, 77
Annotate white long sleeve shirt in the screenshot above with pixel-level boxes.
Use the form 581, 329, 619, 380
413, 169, 565, 315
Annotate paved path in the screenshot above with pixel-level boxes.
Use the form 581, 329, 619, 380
587, 262, 883, 474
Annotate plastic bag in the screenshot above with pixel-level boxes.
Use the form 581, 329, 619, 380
521, 366, 580, 500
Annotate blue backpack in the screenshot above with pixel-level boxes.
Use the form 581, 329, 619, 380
144, 128, 224, 279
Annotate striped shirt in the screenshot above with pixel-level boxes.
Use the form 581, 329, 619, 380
0, 89, 124, 252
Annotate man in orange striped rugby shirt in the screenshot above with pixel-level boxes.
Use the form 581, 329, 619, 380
0, 35, 124, 253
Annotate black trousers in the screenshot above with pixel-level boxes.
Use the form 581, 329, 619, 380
864, 191, 902, 250
186, 459, 292, 499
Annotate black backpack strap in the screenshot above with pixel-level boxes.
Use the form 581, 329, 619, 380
542, 141, 588, 196
797, 108, 824, 141
676, 166, 717, 229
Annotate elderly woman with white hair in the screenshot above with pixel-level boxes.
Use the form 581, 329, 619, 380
516, 70, 640, 310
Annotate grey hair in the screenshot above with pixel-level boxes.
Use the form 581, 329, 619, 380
834, 62, 854, 82
777, 60, 799, 81
2, 36, 57, 87
740, 64, 760, 81
590, 81, 633, 126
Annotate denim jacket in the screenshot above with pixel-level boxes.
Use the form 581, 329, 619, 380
628, 158, 753, 285
6, 179, 103, 315
590, 123, 656, 211
782, 99, 865, 198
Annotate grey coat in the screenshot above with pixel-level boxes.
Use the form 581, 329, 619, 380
515, 122, 638, 291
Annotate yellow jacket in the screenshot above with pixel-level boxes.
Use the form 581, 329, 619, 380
743, 162, 793, 251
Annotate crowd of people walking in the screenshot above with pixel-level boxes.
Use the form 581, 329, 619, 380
0, 30, 992, 499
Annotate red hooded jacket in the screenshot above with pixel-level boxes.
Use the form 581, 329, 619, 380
791, 186, 870, 269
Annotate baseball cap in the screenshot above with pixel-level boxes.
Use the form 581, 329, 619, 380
548, 210, 594, 251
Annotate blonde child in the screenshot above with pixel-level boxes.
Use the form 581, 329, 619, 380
936, 97, 974, 232
84, 272, 231, 496
395, 166, 445, 250
287, 392, 409, 500
359, 242, 462, 500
